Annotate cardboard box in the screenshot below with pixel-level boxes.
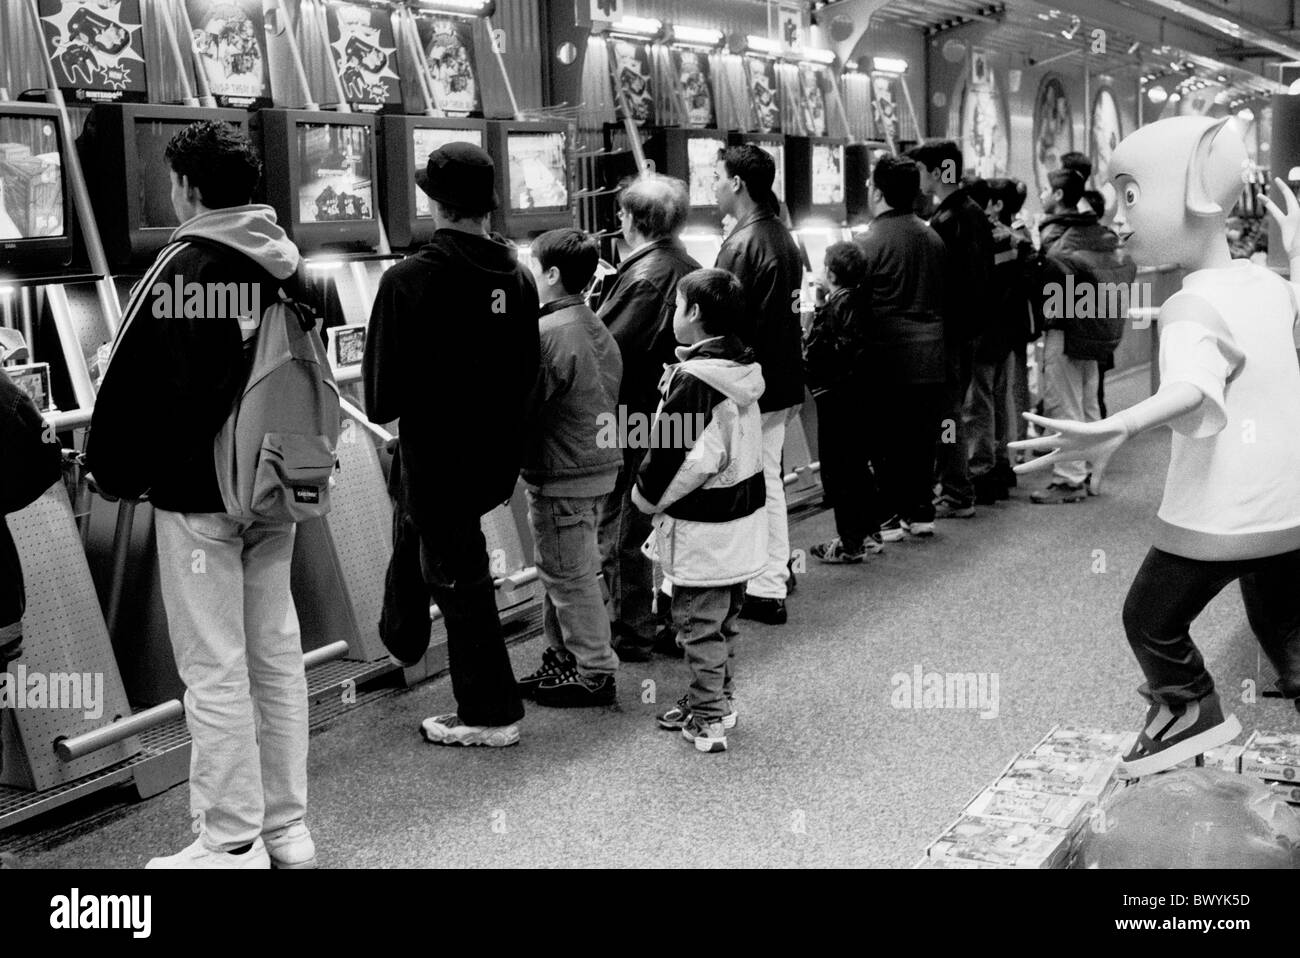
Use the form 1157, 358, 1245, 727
964, 785, 1090, 832
927, 815, 1071, 869
1241, 731, 1300, 783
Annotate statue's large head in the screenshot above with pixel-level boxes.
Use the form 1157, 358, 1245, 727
1109, 115, 1247, 268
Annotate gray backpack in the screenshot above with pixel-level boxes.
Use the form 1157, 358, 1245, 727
214, 283, 341, 523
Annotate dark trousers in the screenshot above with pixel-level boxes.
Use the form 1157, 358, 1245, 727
1123, 546, 1300, 706
937, 338, 976, 507
815, 382, 879, 548
597, 446, 659, 652
867, 380, 945, 524
418, 513, 524, 727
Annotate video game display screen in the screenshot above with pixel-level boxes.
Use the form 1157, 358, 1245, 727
0, 116, 64, 241
134, 120, 190, 229
687, 135, 726, 207
811, 142, 845, 206
413, 126, 484, 218
757, 140, 785, 202
296, 123, 374, 224
506, 131, 568, 211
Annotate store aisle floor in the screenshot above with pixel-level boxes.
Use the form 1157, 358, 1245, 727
16, 372, 1300, 868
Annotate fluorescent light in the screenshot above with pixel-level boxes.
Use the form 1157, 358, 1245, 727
306, 259, 345, 272
747, 35, 782, 56
1127, 40, 1140, 54
0, 285, 14, 298
671, 25, 723, 47
612, 17, 663, 38
797, 47, 836, 65
872, 56, 908, 74
412, 0, 491, 13
844, 59, 859, 71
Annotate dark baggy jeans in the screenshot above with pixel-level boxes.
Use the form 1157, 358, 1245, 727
597, 446, 659, 652
1123, 546, 1300, 705
867, 380, 946, 525
937, 338, 975, 507
815, 381, 880, 549
419, 513, 524, 728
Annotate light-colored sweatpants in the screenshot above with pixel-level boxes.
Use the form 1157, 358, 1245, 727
154, 509, 308, 851
1041, 329, 1100, 486
746, 408, 792, 601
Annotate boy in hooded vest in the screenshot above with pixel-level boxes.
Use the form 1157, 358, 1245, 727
632, 269, 767, 753
1012, 116, 1300, 777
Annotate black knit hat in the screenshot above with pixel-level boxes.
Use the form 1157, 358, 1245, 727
415, 141, 499, 215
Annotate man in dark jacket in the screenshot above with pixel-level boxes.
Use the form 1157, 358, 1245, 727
714, 144, 805, 626
87, 121, 314, 870
907, 141, 994, 519
364, 143, 540, 746
855, 155, 949, 540
1029, 167, 1136, 504
0, 333, 63, 676
595, 174, 697, 660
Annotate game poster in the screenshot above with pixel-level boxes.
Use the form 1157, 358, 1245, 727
613, 40, 653, 126
1090, 86, 1122, 211
38, 0, 148, 104
747, 56, 780, 134
297, 124, 374, 224
416, 15, 480, 116
956, 53, 1009, 177
674, 49, 714, 128
871, 74, 899, 144
326, 1, 402, 114
186, 0, 272, 108
811, 142, 843, 206
798, 64, 827, 137
0, 118, 64, 240
685, 137, 722, 207
1032, 74, 1073, 196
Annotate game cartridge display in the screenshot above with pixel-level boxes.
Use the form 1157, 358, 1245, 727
927, 815, 1071, 869
964, 785, 1090, 832
1241, 731, 1300, 783
912, 856, 1004, 869
994, 753, 1117, 800
1033, 725, 1137, 761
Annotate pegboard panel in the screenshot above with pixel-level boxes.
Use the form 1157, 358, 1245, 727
3, 483, 139, 791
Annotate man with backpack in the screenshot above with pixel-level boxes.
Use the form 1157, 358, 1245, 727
1029, 167, 1137, 504
87, 121, 324, 869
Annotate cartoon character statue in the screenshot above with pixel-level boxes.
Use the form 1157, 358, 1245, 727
1011, 115, 1300, 777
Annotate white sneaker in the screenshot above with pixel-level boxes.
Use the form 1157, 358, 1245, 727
263, 822, 318, 870
902, 519, 935, 537
146, 837, 271, 870
420, 712, 520, 747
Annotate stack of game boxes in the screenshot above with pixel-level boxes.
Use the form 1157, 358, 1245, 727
1189, 732, 1300, 806
916, 726, 1135, 869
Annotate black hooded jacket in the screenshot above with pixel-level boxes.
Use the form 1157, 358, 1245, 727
364, 228, 540, 526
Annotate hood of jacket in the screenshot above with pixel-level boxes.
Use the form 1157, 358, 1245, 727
672, 336, 765, 407
417, 227, 524, 278
172, 204, 300, 280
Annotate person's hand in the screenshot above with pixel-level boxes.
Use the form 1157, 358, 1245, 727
1262, 176, 1300, 262
1007, 413, 1128, 493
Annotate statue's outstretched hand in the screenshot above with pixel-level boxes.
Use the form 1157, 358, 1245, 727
1263, 176, 1300, 261
1008, 413, 1127, 493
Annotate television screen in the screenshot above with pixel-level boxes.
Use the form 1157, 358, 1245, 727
757, 141, 785, 202
506, 131, 568, 211
134, 119, 191, 229
811, 143, 844, 206
296, 123, 374, 224
413, 126, 484, 218
687, 136, 726, 207
0, 116, 64, 241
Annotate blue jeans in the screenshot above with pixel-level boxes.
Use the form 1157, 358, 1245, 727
527, 490, 618, 676
672, 583, 746, 720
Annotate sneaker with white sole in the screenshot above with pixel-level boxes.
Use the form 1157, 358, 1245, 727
656, 694, 737, 731
809, 536, 867, 564
1117, 691, 1242, 778
879, 516, 905, 543
146, 837, 271, 870
680, 714, 728, 753
263, 822, 317, 870
420, 713, 520, 747
901, 519, 935, 537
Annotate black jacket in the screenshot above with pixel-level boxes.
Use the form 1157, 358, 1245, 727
976, 221, 1036, 362
364, 229, 540, 526
86, 206, 302, 513
714, 207, 806, 412
596, 238, 699, 417
929, 190, 995, 343
1, 369, 63, 631
803, 286, 867, 396
1035, 212, 1137, 361
854, 209, 948, 384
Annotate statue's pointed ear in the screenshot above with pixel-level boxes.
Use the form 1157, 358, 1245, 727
1185, 116, 1233, 217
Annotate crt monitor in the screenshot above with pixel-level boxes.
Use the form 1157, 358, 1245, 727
486, 120, 573, 238
644, 127, 728, 229
787, 136, 847, 225
381, 115, 488, 249
82, 104, 253, 270
0, 104, 72, 274
258, 109, 380, 255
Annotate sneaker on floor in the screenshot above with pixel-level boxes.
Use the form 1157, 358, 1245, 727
656, 694, 738, 731
810, 536, 867, 564
739, 595, 787, 625
516, 646, 575, 698
934, 498, 976, 519
533, 667, 616, 708
901, 518, 935, 538
1030, 481, 1088, 505
263, 822, 317, 870
1117, 692, 1242, 778
879, 516, 906, 543
146, 837, 271, 870
680, 714, 728, 753
420, 713, 520, 747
